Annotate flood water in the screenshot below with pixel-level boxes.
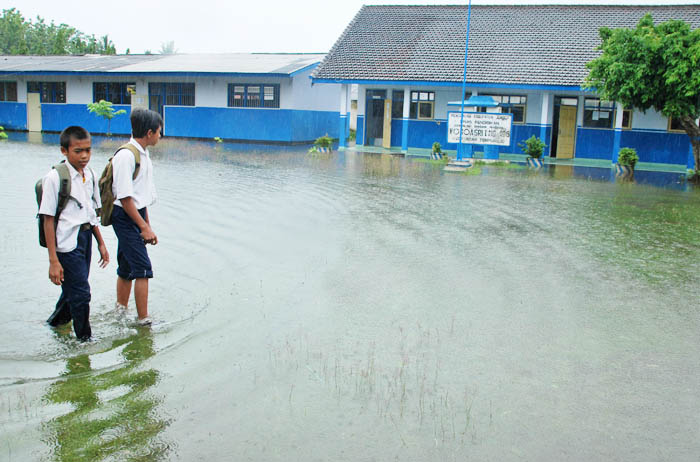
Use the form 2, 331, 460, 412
2, 135, 700, 461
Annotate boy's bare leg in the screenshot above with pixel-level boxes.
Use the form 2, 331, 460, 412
117, 276, 132, 307
134, 278, 149, 319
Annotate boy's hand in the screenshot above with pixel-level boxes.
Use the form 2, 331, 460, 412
140, 225, 158, 245
49, 260, 64, 286
98, 243, 110, 268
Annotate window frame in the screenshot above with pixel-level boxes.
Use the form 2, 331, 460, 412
410, 91, 434, 120
93, 82, 135, 104
583, 98, 615, 129
668, 117, 685, 133
621, 108, 633, 130
27, 81, 66, 103
227, 83, 280, 108
0, 81, 18, 102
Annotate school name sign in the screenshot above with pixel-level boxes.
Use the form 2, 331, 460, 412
447, 112, 512, 146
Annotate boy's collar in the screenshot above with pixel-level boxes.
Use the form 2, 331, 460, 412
129, 137, 148, 154
64, 160, 83, 178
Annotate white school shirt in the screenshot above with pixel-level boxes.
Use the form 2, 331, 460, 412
112, 138, 157, 210
39, 162, 100, 253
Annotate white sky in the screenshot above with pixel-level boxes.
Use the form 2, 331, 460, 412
9, 0, 700, 54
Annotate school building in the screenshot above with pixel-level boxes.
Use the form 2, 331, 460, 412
0, 53, 340, 142
311, 4, 700, 167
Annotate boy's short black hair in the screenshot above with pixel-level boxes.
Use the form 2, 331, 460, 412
59, 126, 90, 150
131, 108, 163, 138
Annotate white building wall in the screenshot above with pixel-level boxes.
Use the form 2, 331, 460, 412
290, 67, 340, 111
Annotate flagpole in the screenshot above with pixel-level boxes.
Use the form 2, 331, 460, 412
457, 0, 472, 161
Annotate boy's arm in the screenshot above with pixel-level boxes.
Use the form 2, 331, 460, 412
91, 226, 110, 268
120, 197, 158, 245
43, 215, 63, 285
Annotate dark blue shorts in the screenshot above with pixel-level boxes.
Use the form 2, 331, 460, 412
112, 206, 153, 280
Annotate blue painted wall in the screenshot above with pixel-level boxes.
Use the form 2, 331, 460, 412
41, 104, 132, 134
356, 116, 365, 145
620, 129, 690, 164
0, 103, 27, 130
575, 127, 690, 164
164, 106, 338, 142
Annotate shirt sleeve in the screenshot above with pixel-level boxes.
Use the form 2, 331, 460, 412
112, 148, 135, 200
38, 170, 60, 216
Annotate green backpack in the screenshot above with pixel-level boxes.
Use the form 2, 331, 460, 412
98, 144, 141, 226
35, 161, 95, 248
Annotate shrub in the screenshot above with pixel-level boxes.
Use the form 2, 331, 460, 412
518, 135, 546, 159
432, 142, 442, 153
618, 147, 639, 169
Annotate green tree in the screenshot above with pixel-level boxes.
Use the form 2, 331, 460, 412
87, 100, 126, 135
585, 14, 700, 180
0, 8, 118, 55
159, 40, 177, 54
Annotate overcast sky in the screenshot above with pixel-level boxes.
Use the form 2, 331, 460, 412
9, 0, 700, 54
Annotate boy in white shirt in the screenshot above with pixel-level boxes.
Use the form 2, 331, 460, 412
40, 126, 109, 341
111, 109, 162, 325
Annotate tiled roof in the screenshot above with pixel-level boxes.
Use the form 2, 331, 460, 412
312, 5, 700, 87
0, 53, 324, 75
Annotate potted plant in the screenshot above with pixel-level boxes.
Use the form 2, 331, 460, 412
309, 134, 334, 154
518, 135, 546, 168
615, 147, 639, 179
431, 142, 443, 160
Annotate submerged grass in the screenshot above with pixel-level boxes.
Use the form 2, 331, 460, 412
42, 330, 170, 462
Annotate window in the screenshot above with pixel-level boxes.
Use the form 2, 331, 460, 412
409, 91, 434, 119
668, 117, 685, 132
227, 84, 280, 108
482, 94, 527, 123
0, 82, 17, 102
93, 82, 135, 104
583, 98, 615, 129
621, 109, 632, 129
391, 90, 404, 118
27, 81, 66, 103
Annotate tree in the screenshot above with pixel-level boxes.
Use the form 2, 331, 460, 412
159, 40, 177, 54
87, 100, 126, 135
585, 14, 700, 181
0, 8, 118, 55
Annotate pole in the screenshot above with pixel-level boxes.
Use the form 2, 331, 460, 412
457, 0, 472, 161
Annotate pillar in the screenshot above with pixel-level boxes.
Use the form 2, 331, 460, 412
339, 84, 348, 149
540, 93, 550, 155
401, 87, 410, 153
612, 102, 624, 164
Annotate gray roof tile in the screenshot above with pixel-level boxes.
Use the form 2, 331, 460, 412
312, 5, 700, 86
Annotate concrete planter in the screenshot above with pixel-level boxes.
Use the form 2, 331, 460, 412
526, 157, 543, 168
615, 163, 635, 179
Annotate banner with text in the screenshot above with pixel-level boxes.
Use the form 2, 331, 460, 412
447, 112, 512, 146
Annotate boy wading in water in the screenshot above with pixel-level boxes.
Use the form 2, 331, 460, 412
41, 126, 109, 341
111, 109, 161, 325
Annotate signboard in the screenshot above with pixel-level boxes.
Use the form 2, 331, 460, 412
447, 112, 512, 146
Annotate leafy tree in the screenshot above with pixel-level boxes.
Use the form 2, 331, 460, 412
87, 100, 126, 135
159, 41, 177, 54
0, 8, 117, 55
585, 14, 700, 180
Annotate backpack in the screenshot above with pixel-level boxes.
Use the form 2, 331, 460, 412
35, 161, 95, 247
98, 144, 141, 226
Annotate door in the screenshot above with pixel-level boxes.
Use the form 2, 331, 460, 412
556, 106, 577, 159
365, 90, 386, 146
382, 99, 392, 149
27, 92, 42, 132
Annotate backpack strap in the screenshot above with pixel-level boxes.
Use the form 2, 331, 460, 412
117, 143, 141, 180
54, 162, 73, 219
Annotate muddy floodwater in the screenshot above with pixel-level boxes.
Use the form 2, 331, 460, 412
1, 135, 700, 461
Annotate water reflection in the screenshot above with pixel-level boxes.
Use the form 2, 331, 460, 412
43, 329, 169, 461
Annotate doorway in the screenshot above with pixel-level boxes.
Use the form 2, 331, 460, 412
365, 90, 386, 146
551, 97, 578, 159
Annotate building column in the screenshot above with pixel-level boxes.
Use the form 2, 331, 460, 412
401, 87, 410, 153
339, 84, 348, 149
540, 93, 550, 156
612, 102, 624, 164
